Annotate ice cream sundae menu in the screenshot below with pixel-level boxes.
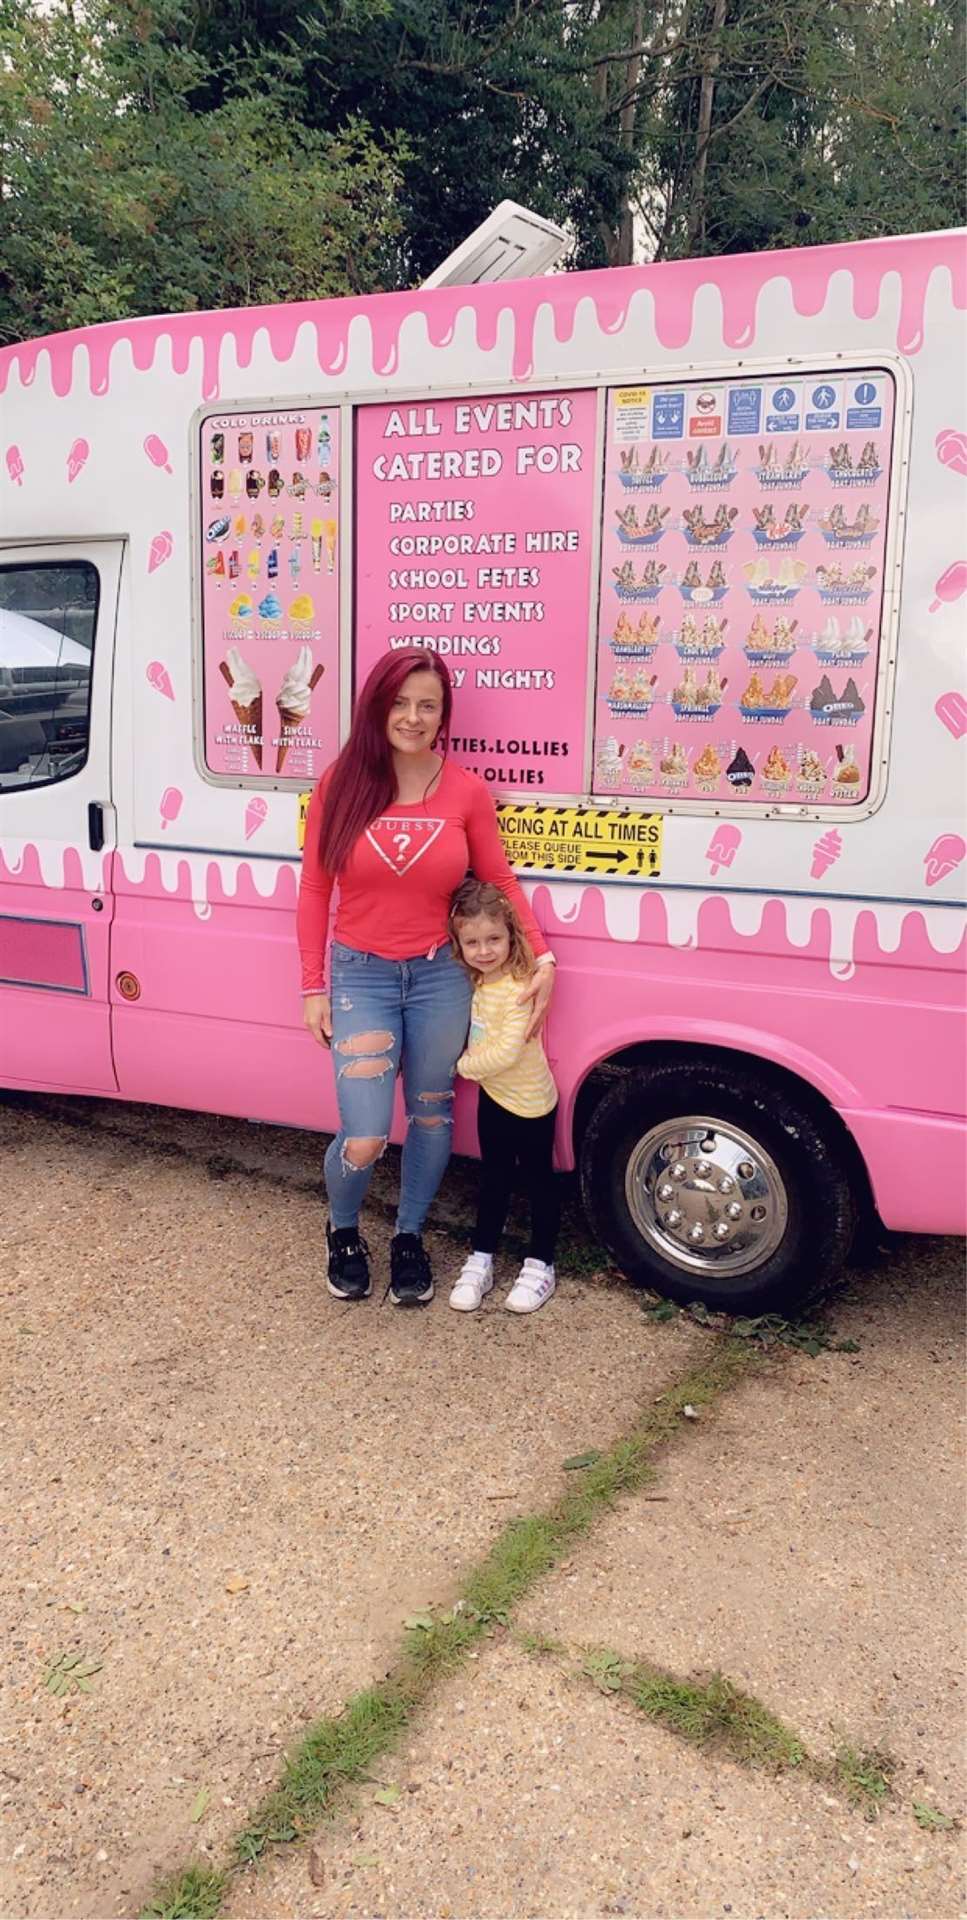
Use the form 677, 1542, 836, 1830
354, 392, 598, 787
200, 407, 339, 780
594, 372, 894, 806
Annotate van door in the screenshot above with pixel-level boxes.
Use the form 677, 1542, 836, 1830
0, 542, 122, 1093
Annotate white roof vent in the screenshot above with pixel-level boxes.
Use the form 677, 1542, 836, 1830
421, 200, 570, 289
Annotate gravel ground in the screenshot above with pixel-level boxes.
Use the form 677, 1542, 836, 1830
0, 1093, 963, 1920
0, 1095, 703, 1920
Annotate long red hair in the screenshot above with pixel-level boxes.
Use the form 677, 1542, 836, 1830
319, 650, 453, 874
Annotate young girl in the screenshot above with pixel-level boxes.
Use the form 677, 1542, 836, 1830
448, 880, 559, 1314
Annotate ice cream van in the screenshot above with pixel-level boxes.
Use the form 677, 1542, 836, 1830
1, 217, 965, 1312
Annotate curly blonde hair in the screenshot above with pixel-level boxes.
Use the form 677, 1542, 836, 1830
448, 879, 535, 983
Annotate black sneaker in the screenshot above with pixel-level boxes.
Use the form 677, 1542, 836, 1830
389, 1233, 434, 1307
326, 1222, 371, 1301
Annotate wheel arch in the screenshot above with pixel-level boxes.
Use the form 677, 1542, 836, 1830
566, 1033, 876, 1226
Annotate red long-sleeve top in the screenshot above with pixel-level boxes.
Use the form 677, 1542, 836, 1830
296, 760, 547, 993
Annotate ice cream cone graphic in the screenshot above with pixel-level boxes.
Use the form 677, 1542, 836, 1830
219, 649, 263, 770
275, 649, 323, 773
810, 828, 842, 879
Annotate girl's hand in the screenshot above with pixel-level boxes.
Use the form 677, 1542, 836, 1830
518, 963, 555, 1042
303, 992, 332, 1048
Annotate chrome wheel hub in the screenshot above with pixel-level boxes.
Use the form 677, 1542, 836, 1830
625, 1115, 788, 1279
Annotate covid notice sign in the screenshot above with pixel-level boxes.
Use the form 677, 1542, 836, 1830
354, 391, 598, 791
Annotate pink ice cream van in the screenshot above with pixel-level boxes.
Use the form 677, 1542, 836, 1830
1, 225, 964, 1312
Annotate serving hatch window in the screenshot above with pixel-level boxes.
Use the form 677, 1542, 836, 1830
0, 563, 98, 793
592, 369, 896, 808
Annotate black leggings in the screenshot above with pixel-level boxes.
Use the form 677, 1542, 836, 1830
474, 1089, 560, 1265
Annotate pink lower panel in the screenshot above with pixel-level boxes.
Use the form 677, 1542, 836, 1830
0, 989, 116, 1093
841, 1107, 967, 1235
112, 1004, 481, 1151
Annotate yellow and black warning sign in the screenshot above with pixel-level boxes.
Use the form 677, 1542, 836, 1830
497, 803, 663, 877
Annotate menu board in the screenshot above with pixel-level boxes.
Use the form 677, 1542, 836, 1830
200, 406, 339, 782
354, 392, 597, 790
593, 372, 894, 807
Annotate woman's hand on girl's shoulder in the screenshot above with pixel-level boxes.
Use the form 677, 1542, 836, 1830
303, 992, 333, 1048
517, 963, 554, 1041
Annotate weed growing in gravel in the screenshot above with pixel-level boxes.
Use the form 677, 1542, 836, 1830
913, 1801, 959, 1832
142, 1341, 757, 1919
833, 1743, 895, 1816
642, 1297, 861, 1356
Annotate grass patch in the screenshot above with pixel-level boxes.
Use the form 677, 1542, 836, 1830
832, 1743, 895, 1817
142, 1867, 226, 1920
524, 1637, 904, 1812
140, 1339, 757, 1918
628, 1663, 806, 1770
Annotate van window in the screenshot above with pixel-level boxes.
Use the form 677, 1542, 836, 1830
0, 563, 99, 792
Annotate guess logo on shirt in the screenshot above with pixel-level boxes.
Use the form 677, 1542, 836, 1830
366, 816, 444, 875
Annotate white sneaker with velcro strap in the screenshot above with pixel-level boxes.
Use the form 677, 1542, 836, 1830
505, 1258, 556, 1314
448, 1251, 494, 1312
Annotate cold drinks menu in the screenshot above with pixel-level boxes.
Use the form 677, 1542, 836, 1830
354, 392, 598, 788
201, 406, 340, 781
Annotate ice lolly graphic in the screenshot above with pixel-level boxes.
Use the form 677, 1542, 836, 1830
247, 550, 260, 581
219, 649, 263, 770
148, 529, 174, 573
67, 437, 90, 483
6, 445, 24, 486
324, 519, 337, 572
228, 550, 239, 580
251, 513, 265, 543
289, 547, 302, 581
144, 433, 173, 474
935, 429, 967, 478
924, 833, 965, 887
228, 468, 243, 502
929, 561, 967, 613
276, 649, 324, 772
706, 825, 742, 876
311, 518, 323, 570
935, 691, 967, 740
234, 513, 246, 538
244, 795, 269, 841
208, 551, 225, 582
146, 660, 175, 701
810, 828, 842, 879
159, 786, 183, 830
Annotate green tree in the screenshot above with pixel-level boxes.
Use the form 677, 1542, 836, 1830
0, 0, 407, 344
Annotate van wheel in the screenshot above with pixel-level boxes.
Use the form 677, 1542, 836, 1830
579, 1057, 855, 1315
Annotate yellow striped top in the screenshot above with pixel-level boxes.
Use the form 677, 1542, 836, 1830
456, 971, 558, 1119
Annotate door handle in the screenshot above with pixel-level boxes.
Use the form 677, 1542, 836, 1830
88, 801, 106, 852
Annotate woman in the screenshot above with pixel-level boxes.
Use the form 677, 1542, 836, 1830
298, 649, 556, 1307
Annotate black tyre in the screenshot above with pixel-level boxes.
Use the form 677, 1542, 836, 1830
579, 1055, 856, 1315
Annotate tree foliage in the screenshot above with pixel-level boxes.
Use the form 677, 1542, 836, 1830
0, 0, 963, 342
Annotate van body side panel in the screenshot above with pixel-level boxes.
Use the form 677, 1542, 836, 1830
0, 234, 963, 1233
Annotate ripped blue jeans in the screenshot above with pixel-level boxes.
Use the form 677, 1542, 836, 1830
325, 941, 472, 1235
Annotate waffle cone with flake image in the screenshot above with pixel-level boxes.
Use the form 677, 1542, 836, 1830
275, 646, 324, 772
219, 648, 263, 770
